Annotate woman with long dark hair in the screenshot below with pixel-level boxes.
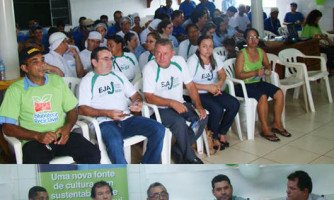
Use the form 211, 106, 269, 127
187, 35, 240, 151
301, 9, 334, 75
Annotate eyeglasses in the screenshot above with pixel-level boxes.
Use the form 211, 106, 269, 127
247, 36, 260, 40
149, 191, 169, 200
98, 57, 113, 62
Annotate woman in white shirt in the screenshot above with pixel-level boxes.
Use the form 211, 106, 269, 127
187, 35, 240, 151
138, 32, 160, 70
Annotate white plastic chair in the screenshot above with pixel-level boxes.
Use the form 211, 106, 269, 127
278, 48, 333, 112
222, 58, 258, 140
213, 46, 227, 63
267, 53, 310, 125
2, 120, 90, 164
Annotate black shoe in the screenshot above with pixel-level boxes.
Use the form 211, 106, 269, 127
221, 141, 230, 148
187, 157, 204, 164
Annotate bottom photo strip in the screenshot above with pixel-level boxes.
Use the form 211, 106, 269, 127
0, 164, 333, 200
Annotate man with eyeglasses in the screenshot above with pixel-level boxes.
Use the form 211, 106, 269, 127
91, 181, 113, 200
78, 47, 165, 164
212, 174, 246, 200
147, 182, 169, 200
0, 47, 100, 164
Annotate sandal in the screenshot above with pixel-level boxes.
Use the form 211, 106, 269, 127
260, 132, 280, 142
271, 128, 291, 137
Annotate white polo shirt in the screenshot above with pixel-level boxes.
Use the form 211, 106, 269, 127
78, 70, 136, 123
143, 55, 192, 106
187, 54, 224, 93
138, 51, 155, 71
178, 39, 198, 61
230, 13, 250, 32
112, 52, 140, 82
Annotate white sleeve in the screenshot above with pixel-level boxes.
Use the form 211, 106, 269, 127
186, 54, 198, 78
131, 53, 140, 76
120, 73, 137, 98
78, 75, 92, 106
215, 56, 224, 71
178, 57, 192, 84
178, 41, 187, 60
143, 62, 156, 93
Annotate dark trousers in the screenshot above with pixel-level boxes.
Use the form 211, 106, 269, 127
199, 92, 240, 140
22, 132, 101, 164
159, 102, 208, 163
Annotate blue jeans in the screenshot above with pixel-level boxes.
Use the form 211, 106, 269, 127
158, 102, 208, 163
99, 116, 165, 164
199, 92, 240, 139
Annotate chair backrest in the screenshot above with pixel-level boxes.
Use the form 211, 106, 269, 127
222, 58, 236, 78
63, 77, 81, 97
267, 53, 280, 72
213, 46, 227, 57
278, 48, 304, 77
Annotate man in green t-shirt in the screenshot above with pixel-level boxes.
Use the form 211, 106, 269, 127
0, 47, 100, 164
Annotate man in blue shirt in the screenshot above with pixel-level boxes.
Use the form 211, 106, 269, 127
179, 0, 196, 20
172, 10, 186, 42
264, 7, 281, 36
196, 0, 216, 19
283, 2, 304, 31
155, 0, 174, 19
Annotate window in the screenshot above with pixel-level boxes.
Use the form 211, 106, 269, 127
235, 0, 277, 8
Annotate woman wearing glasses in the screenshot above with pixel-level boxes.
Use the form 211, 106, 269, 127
235, 28, 290, 142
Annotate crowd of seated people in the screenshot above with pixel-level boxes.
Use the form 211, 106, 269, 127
5, 0, 334, 164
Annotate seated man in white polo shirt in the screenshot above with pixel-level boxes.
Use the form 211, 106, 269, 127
78, 47, 165, 164
44, 32, 85, 77
143, 38, 208, 164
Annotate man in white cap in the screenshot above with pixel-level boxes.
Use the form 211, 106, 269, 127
79, 31, 101, 72
264, 7, 281, 36
44, 32, 85, 77
140, 19, 161, 47
116, 17, 139, 43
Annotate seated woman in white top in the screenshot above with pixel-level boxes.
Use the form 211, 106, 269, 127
107, 35, 140, 82
178, 24, 200, 60
187, 35, 240, 151
138, 32, 161, 71
157, 19, 179, 48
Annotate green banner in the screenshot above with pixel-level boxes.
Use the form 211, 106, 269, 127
38, 165, 128, 200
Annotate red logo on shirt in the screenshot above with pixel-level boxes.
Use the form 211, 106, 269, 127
32, 94, 52, 112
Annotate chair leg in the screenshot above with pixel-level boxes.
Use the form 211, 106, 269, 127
323, 76, 333, 103
234, 113, 243, 141
305, 80, 315, 112
196, 135, 204, 155
293, 87, 300, 99
302, 84, 309, 113
202, 129, 210, 157
161, 129, 172, 164
124, 146, 131, 164
245, 99, 257, 140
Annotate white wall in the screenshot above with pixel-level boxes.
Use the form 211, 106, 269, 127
1, 164, 334, 200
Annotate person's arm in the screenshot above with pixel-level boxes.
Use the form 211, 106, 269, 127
184, 81, 207, 119
145, 92, 188, 114
54, 108, 77, 145
78, 105, 128, 121
45, 63, 64, 76
235, 51, 264, 80
2, 124, 58, 145
68, 47, 85, 78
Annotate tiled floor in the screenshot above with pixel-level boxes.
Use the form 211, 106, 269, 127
201, 76, 334, 164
